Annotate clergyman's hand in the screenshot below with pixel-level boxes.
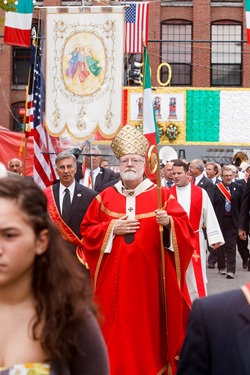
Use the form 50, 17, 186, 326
155, 209, 170, 227
113, 215, 140, 236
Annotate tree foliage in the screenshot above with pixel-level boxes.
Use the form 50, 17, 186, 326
0, 0, 16, 26
0, 0, 16, 12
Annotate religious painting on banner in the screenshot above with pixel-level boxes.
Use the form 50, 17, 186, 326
43, 6, 124, 141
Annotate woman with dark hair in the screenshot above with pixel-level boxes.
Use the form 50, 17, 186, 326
0, 176, 109, 375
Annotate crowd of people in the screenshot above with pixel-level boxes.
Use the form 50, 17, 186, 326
1, 128, 250, 375
162, 156, 250, 278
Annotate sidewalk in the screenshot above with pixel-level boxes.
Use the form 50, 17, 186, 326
207, 251, 250, 296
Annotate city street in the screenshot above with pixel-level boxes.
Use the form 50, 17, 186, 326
207, 251, 250, 296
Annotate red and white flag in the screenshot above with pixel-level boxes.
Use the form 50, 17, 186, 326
4, 0, 34, 47
245, 0, 250, 44
143, 45, 159, 146
124, 2, 149, 54
26, 45, 58, 188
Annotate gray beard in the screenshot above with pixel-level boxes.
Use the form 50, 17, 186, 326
120, 170, 143, 181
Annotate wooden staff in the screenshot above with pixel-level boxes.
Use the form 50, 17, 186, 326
147, 145, 172, 375
147, 145, 167, 329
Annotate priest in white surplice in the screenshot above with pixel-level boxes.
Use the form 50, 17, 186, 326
170, 160, 224, 302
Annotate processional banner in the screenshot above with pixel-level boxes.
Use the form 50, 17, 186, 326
44, 6, 124, 141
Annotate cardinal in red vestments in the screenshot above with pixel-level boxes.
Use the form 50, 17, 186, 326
80, 125, 196, 375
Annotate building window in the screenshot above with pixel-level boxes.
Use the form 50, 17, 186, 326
161, 21, 192, 86
211, 0, 241, 2
12, 20, 41, 86
11, 102, 26, 133
211, 23, 242, 86
12, 47, 32, 85
61, 1, 90, 4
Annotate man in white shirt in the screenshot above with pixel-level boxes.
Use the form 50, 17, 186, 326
75, 146, 119, 192
170, 159, 224, 301
161, 160, 174, 188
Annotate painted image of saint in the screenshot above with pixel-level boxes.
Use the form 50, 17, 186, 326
65, 45, 79, 79
65, 45, 102, 83
168, 97, 177, 119
63, 32, 105, 96
85, 46, 102, 77
137, 97, 143, 119
154, 96, 161, 119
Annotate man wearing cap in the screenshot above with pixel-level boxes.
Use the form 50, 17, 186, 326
80, 125, 196, 375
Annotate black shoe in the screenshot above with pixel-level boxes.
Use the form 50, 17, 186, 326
243, 261, 248, 269
208, 263, 215, 269
226, 272, 234, 279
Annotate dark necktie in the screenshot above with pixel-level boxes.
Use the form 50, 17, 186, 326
225, 186, 231, 212
166, 181, 173, 189
62, 188, 71, 222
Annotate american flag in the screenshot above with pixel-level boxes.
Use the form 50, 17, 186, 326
26, 45, 57, 189
124, 2, 149, 54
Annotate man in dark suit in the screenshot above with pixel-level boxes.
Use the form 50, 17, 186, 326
75, 146, 120, 193
189, 159, 216, 271
177, 285, 250, 375
236, 167, 250, 269
43, 150, 96, 262
213, 165, 243, 279
189, 159, 215, 203
205, 161, 221, 268
239, 168, 250, 270
205, 162, 221, 185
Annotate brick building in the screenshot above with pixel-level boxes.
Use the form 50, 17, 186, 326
0, 0, 249, 131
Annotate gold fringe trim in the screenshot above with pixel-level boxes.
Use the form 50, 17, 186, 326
171, 216, 181, 289
93, 219, 116, 291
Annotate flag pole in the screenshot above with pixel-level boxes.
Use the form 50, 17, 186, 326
147, 145, 172, 375
147, 145, 167, 323
21, 28, 37, 176
143, 43, 172, 374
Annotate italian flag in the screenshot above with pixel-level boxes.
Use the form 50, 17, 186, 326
4, 0, 34, 47
142, 45, 159, 145
186, 90, 250, 143
245, 0, 250, 44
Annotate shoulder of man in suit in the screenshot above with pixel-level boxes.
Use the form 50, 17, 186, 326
98, 167, 114, 176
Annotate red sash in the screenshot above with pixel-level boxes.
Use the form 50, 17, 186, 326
216, 182, 231, 203
171, 185, 206, 297
45, 186, 88, 268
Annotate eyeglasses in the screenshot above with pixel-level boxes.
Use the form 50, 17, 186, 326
57, 164, 75, 171
119, 158, 144, 166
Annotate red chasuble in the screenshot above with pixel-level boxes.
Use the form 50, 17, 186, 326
81, 183, 195, 375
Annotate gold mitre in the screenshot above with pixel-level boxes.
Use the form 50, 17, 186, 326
111, 124, 149, 159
